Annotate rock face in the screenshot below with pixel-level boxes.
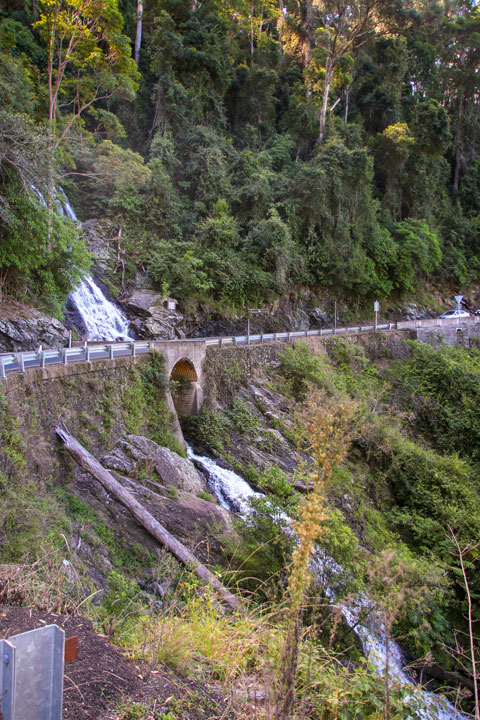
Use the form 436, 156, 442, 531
96, 434, 231, 564
0, 301, 69, 352
121, 289, 184, 340
102, 435, 204, 493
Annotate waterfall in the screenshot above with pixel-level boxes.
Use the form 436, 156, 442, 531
187, 444, 467, 720
68, 276, 132, 342
55, 190, 133, 341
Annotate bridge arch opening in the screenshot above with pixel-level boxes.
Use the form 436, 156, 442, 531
170, 358, 202, 417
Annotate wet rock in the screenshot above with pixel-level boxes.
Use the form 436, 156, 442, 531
82, 219, 112, 271
0, 301, 69, 352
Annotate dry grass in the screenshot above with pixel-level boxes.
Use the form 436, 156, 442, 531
136, 588, 281, 687
0, 543, 95, 614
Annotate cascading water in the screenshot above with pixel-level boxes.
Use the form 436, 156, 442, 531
67, 276, 133, 342
42, 187, 133, 341
187, 444, 467, 720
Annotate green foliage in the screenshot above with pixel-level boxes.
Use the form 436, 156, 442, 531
227, 495, 294, 601
256, 466, 293, 499
167, 484, 179, 500
279, 344, 327, 400
0, 390, 26, 475
102, 570, 142, 616
184, 407, 231, 454
228, 397, 258, 438
0, 473, 69, 561
197, 490, 216, 503
63, 492, 154, 570
394, 342, 480, 460
35, 0, 139, 139
216, 359, 246, 401
1, 0, 479, 309
122, 353, 185, 457
390, 219, 442, 293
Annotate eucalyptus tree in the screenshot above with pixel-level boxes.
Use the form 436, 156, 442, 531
35, 0, 139, 147
439, 2, 480, 189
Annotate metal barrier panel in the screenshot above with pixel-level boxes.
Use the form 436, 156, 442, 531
8, 624, 64, 720
0, 639, 15, 720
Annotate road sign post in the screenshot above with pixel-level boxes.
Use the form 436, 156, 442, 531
247, 309, 263, 344
374, 301, 380, 330
455, 295, 463, 312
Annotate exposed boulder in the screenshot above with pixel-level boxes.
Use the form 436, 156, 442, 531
308, 307, 333, 327
0, 300, 69, 351
102, 435, 205, 494
121, 289, 184, 340
76, 468, 232, 565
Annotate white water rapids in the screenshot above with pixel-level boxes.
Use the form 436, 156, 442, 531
187, 444, 467, 720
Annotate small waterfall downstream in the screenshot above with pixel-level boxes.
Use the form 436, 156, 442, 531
187, 444, 467, 720
50, 188, 133, 341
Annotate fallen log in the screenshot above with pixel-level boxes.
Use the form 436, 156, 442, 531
56, 425, 242, 612
416, 662, 475, 693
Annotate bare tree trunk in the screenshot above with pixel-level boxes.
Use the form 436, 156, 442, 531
56, 426, 242, 612
134, 0, 144, 67
303, 0, 313, 63
250, 1, 255, 62
318, 61, 333, 143
344, 84, 350, 123
454, 97, 464, 191
450, 529, 480, 719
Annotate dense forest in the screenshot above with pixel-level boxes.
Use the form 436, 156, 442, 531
2, 2, 480, 717
0, 0, 479, 315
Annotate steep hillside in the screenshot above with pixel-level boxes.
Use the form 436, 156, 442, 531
1, 335, 479, 717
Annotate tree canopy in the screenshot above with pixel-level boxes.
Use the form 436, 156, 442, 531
0, 0, 479, 310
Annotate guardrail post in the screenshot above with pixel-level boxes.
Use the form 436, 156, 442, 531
219, 338, 223, 348
86, 345, 90, 362
41, 351, 46, 368
17, 353, 25, 373
109, 345, 114, 359
320, 329, 323, 336
274, 333, 277, 342
62, 349, 67, 365
232, 337, 237, 345
132, 342, 136, 357
287, 332, 291, 340
260, 334, 264, 343
0, 357, 5, 379
0, 638, 15, 719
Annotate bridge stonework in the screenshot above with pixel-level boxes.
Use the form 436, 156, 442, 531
152, 340, 207, 418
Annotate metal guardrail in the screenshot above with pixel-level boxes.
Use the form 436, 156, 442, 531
4, 315, 480, 379
0, 324, 399, 379
0, 341, 152, 379
203, 324, 391, 346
